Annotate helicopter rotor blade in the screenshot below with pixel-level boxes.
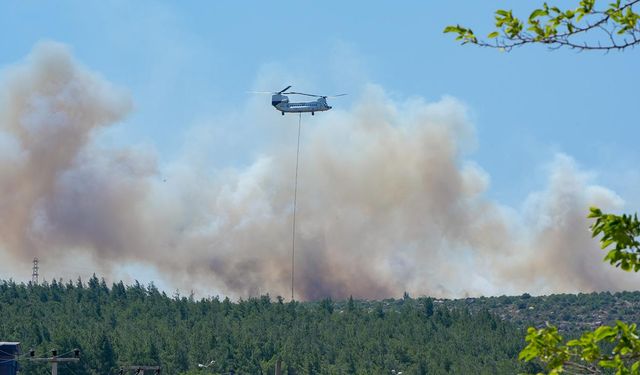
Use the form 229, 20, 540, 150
286, 91, 322, 97
249, 89, 347, 98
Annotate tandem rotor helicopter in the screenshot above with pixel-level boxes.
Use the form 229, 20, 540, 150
249, 85, 347, 301
251, 86, 347, 115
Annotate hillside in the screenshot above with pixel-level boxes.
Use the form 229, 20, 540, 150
1, 277, 536, 374
441, 291, 640, 334
333, 291, 640, 335
2, 277, 639, 374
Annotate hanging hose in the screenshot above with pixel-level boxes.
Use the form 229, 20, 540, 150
291, 113, 302, 301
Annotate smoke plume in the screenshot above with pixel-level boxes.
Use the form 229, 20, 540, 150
0, 42, 637, 300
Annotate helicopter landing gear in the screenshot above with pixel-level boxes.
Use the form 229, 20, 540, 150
282, 112, 285, 115
311, 112, 315, 116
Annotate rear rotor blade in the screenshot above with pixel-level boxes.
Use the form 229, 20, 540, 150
324, 94, 348, 98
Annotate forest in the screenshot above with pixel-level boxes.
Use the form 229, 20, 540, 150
3, 277, 639, 374
0, 276, 549, 374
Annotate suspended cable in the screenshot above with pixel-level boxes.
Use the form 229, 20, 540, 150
291, 113, 302, 301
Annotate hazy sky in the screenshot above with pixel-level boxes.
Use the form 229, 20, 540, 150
2, 1, 638, 202
0, 1, 638, 298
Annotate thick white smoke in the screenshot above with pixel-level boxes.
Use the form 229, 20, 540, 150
0, 42, 637, 300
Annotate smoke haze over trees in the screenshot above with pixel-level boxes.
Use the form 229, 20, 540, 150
0, 42, 637, 300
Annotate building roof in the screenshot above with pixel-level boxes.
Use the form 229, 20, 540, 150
0, 343, 20, 346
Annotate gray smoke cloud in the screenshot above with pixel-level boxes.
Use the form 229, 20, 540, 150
0, 42, 637, 300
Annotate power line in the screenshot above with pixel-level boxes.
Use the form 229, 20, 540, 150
29, 348, 81, 375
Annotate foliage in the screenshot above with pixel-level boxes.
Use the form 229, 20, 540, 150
4, 280, 640, 373
520, 321, 640, 374
444, 0, 640, 51
517, 208, 640, 374
0, 278, 532, 374
589, 207, 640, 272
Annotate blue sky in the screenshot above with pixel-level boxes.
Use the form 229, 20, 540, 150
1, 1, 639, 296
2, 1, 638, 207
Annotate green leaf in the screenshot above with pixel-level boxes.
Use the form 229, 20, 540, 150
588, 207, 603, 218
593, 325, 617, 341
529, 8, 548, 21
488, 31, 500, 38
599, 359, 618, 368
443, 25, 459, 34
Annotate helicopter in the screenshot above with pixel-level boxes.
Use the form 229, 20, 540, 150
251, 86, 346, 115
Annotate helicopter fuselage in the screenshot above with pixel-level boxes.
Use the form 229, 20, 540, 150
271, 94, 331, 115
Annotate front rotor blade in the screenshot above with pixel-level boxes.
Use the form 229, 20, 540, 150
325, 94, 348, 98
278, 85, 292, 94
248, 91, 276, 94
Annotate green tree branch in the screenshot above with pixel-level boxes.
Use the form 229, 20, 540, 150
444, 0, 640, 51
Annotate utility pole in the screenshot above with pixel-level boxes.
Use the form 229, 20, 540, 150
29, 348, 80, 374
31, 257, 39, 285
275, 359, 282, 375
